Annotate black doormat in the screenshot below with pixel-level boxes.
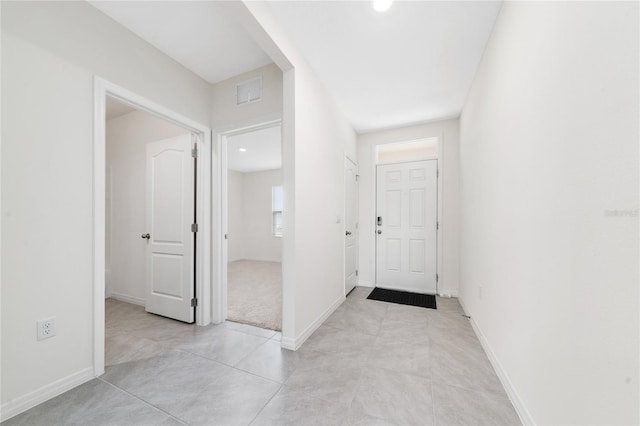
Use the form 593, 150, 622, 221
367, 287, 437, 309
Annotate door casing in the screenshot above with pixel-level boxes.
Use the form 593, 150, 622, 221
93, 77, 212, 377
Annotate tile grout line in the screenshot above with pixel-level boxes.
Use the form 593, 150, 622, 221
247, 383, 284, 425
173, 343, 284, 386
96, 377, 189, 426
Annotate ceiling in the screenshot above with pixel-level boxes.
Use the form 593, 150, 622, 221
88, 1, 502, 134
266, 1, 502, 133
105, 96, 136, 120
227, 126, 282, 173
89, 1, 272, 84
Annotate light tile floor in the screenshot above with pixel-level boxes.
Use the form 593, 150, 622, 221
3, 288, 521, 426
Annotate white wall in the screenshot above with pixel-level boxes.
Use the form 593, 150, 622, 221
106, 110, 190, 302
227, 168, 283, 262
1, 1, 211, 416
211, 63, 283, 131
227, 170, 246, 262
209, 61, 283, 329
237, 1, 358, 348
458, 2, 639, 425
242, 169, 283, 262
291, 61, 357, 344
357, 119, 460, 297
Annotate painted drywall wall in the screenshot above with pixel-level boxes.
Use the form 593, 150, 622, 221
209, 60, 283, 330
237, 1, 358, 347
1, 1, 211, 416
458, 2, 639, 425
242, 169, 283, 262
357, 119, 460, 297
227, 170, 246, 262
211, 63, 283, 131
106, 110, 190, 303
227, 169, 283, 263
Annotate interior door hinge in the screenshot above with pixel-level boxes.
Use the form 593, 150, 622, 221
436, 221, 439, 230
191, 298, 198, 308
436, 274, 439, 282
224, 234, 228, 240
355, 270, 358, 277
191, 223, 198, 233
192, 146, 198, 158
355, 174, 360, 181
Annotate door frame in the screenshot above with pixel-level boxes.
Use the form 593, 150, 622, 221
344, 155, 359, 295
370, 136, 444, 295
216, 118, 282, 325
93, 77, 212, 376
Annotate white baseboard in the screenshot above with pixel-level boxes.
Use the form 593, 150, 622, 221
357, 280, 373, 288
281, 295, 345, 351
233, 257, 282, 264
0, 367, 94, 422
458, 297, 535, 426
109, 292, 145, 307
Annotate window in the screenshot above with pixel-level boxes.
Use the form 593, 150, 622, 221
272, 185, 283, 237
375, 137, 438, 164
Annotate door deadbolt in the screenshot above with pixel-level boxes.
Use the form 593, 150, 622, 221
377, 230, 382, 235
141, 233, 150, 240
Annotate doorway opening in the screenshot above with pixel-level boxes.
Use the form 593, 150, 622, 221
93, 78, 212, 376
103, 96, 201, 365
373, 138, 441, 295
220, 121, 283, 332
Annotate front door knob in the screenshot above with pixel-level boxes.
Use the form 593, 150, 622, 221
141, 233, 150, 240
377, 230, 382, 235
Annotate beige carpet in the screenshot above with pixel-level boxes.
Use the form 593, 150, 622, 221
227, 260, 282, 331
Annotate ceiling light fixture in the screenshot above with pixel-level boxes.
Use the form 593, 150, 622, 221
372, 0, 393, 13
239, 148, 247, 152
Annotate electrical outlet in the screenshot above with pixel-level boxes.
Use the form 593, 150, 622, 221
37, 317, 56, 341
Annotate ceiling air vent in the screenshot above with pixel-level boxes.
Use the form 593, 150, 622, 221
236, 77, 262, 105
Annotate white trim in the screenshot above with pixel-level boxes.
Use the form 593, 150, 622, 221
108, 293, 145, 307
436, 132, 445, 295
438, 289, 458, 298
93, 76, 212, 378
0, 367, 93, 422
357, 280, 374, 288
216, 119, 283, 328
281, 295, 345, 351
458, 297, 534, 426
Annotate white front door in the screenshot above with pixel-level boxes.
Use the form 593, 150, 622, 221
376, 160, 437, 294
144, 134, 195, 323
345, 157, 358, 295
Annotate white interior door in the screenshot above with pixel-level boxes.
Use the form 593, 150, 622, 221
376, 160, 437, 294
345, 157, 358, 295
144, 134, 195, 323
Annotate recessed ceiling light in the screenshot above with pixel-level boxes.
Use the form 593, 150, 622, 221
239, 148, 247, 152
372, 0, 393, 13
